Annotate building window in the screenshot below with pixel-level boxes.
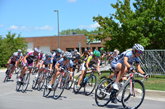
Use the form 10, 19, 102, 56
66, 48, 74, 52
92, 47, 96, 52
81, 47, 85, 53
87, 47, 90, 50
76, 48, 79, 52
98, 47, 102, 51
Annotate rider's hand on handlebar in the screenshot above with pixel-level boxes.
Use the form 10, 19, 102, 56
143, 73, 149, 79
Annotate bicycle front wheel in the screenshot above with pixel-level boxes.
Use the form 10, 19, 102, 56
95, 78, 113, 107
122, 79, 145, 109
22, 73, 30, 93
66, 71, 74, 90
84, 75, 97, 96
38, 73, 46, 91
53, 75, 65, 99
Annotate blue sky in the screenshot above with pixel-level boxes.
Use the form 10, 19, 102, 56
0, 0, 135, 37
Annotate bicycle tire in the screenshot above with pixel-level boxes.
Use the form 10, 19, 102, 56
16, 80, 21, 91
73, 74, 82, 94
53, 74, 65, 99
22, 73, 30, 93
32, 76, 38, 89
4, 70, 10, 82
66, 71, 75, 90
84, 75, 97, 96
38, 72, 46, 91
121, 79, 145, 109
95, 78, 113, 107
43, 79, 51, 97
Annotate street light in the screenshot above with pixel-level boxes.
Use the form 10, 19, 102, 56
54, 10, 60, 48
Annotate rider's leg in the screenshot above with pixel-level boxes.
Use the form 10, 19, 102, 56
77, 70, 86, 86
49, 71, 60, 86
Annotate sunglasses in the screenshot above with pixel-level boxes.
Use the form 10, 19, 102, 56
136, 50, 143, 54
48, 56, 51, 58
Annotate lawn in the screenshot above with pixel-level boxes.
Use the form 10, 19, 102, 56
82, 71, 165, 91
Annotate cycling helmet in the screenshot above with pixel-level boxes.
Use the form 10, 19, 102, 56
43, 51, 45, 54
46, 52, 52, 57
13, 52, 18, 57
62, 50, 64, 55
64, 51, 72, 59
133, 44, 144, 52
100, 47, 104, 51
56, 48, 62, 53
18, 49, 22, 53
85, 49, 88, 51
93, 50, 101, 57
88, 50, 91, 52
90, 52, 93, 55
34, 47, 40, 53
74, 49, 77, 52
114, 49, 118, 52
75, 54, 81, 59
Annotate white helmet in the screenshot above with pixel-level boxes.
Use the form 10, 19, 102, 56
18, 49, 22, 53
46, 52, 52, 57
114, 49, 118, 52
34, 47, 40, 53
64, 51, 72, 59
13, 52, 18, 57
133, 44, 144, 52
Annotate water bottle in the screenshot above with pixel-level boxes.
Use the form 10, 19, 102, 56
83, 77, 88, 83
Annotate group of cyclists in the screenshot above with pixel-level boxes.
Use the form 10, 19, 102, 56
5, 43, 148, 106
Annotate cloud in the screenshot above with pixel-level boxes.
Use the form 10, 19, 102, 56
68, 0, 76, 3
0, 25, 4, 27
78, 23, 100, 29
35, 25, 54, 31
7, 25, 55, 31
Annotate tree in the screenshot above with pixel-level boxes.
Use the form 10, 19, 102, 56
86, 0, 165, 52
0, 31, 28, 67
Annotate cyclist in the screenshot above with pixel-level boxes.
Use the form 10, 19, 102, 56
52, 48, 62, 67
76, 50, 101, 89
35, 52, 53, 78
72, 53, 82, 73
100, 47, 106, 65
18, 47, 40, 82
81, 49, 89, 61
47, 51, 73, 89
111, 44, 148, 91
15, 49, 23, 72
6, 52, 18, 79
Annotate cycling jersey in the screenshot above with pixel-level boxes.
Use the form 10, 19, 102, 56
86, 56, 100, 67
10, 56, 18, 65
42, 57, 53, 66
82, 52, 89, 58
26, 51, 40, 64
56, 58, 73, 70
17, 52, 23, 59
39, 53, 45, 60
53, 52, 62, 62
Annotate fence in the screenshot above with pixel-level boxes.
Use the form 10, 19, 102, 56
139, 50, 165, 75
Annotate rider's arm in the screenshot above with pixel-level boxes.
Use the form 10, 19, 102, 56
136, 63, 145, 74
36, 59, 40, 68
123, 57, 131, 68
39, 61, 44, 69
23, 55, 28, 64
55, 63, 60, 71
7, 59, 11, 64
86, 60, 89, 69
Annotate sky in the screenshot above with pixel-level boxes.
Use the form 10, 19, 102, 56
0, 0, 136, 37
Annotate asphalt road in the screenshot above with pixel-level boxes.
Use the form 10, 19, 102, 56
0, 68, 165, 109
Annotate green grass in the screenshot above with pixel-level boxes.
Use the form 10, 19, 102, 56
0, 67, 6, 69
76, 71, 165, 91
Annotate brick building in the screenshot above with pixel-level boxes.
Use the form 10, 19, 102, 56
25, 34, 108, 54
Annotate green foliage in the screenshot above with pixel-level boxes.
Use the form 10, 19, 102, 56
0, 31, 28, 67
86, 0, 165, 52
60, 28, 99, 35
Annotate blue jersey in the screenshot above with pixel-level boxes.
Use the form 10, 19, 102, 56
42, 57, 53, 65
17, 52, 23, 59
114, 50, 140, 65
56, 58, 73, 70
53, 52, 62, 62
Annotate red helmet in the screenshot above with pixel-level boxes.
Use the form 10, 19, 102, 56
88, 50, 91, 52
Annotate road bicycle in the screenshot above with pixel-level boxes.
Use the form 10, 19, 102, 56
32, 67, 51, 91
95, 70, 148, 109
16, 66, 33, 93
73, 66, 98, 96
43, 67, 72, 99
4, 64, 15, 82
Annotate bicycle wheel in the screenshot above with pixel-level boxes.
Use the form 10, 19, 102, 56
97, 76, 107, 86
53, 74, 65, 99
22, 73, 30, 93
73, 74, 82, 94
66, 71, 74, 90
38, 73, 46, 91
95, 78, 113, 107
16, 68, 21, 79
43, 77, 51, 97
121, 79, 145, 109
32, 76, 38, 89
16, 80, 21, 91
84, 75, 97, 96
4, 70, 10, 82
